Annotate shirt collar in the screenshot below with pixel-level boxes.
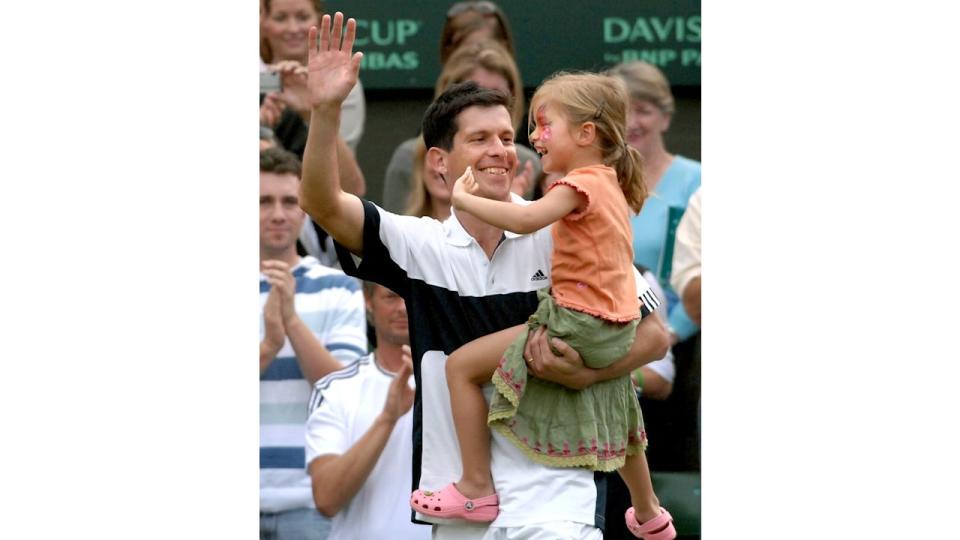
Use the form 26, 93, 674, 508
444, 193, 530, 246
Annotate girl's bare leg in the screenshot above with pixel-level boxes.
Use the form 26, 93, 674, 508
619, 451, 663, 524
445, 324, 526, 499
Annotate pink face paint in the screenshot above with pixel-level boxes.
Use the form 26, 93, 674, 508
535, 105, 552, 142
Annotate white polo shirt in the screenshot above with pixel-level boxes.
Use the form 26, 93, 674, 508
305, 355, 430, 540
334, 199, 660, 530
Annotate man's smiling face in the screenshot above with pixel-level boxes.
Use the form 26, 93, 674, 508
445, 104, 518, 202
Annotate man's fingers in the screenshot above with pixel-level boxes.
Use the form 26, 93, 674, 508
261, 260, 291, 272
265, 275, 288, 289
262, 268, 285, 279
523, 330, 534, 360
397, 360, 412, 381
265, 287, 281, 303
342, 17, 357, 54
318, 15, 330, 51
399, 345, 413, 381
549, 336, 571, 357
330, 12, 344, 51
532, 327, 550, 362
308, 26, 318, 58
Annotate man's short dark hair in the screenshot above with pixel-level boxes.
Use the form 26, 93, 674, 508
260, 147, 302, 177
421, 81, 511, 151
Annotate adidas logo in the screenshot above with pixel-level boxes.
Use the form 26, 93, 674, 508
531, 270, 548, 281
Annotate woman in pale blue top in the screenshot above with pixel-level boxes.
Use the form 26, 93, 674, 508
610, 61, 701, 341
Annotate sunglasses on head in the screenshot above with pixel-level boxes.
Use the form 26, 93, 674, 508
447, 1, 498, 17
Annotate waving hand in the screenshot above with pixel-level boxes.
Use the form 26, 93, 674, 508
306, 12, 364, 109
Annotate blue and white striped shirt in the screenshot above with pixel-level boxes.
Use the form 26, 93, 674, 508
259, 256, 367, 512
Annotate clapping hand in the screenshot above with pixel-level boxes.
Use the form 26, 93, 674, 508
262, 279, 286, 357
261, 260, 298, 325
306, 12, 363, 110
382, 345, 415, 422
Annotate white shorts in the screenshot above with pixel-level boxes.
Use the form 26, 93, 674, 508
432, 521, 603, 540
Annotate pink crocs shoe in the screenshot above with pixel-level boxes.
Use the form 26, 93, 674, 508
625, 506, 676, 540
410, 483, 499, 522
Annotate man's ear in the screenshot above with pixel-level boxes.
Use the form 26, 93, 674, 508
577, 121, 597, 146
427, 147, 448, 181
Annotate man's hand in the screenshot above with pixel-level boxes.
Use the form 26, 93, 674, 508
261, 260, 298, 326
261, 283, 286, 358
306, 12, 363, 110
524, 326, 595, 390
381, 345, 415, 423
451, 166, 478, 209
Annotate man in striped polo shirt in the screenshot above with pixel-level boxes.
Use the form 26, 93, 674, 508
297, 15, 670, 539
259, 147, 367, 539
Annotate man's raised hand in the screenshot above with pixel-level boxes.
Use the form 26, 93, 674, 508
306, 12, 363, 110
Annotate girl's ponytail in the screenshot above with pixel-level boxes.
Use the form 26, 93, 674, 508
615, 143, 647, 215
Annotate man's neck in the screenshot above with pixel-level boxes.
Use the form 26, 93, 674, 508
259, 247, 301, 269
431, 198, 452, 221
455, 209, 505, 260
374, 341, 407, 374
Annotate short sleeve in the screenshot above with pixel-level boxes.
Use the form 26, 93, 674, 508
548, 171, 593, 221
322, 283, 368, 364
670, 188, 701, 296
305, 384, 349, 467
635, 267, 662, 318
334, 200, 420, 298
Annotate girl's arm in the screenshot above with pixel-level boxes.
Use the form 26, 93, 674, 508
451, 166, 582, 234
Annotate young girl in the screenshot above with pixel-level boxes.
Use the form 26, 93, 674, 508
409, 72, 676, 540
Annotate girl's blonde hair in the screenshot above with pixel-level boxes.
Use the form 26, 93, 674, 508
529, 72, 647, 213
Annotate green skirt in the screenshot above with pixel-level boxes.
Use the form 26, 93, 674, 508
489, 289, 646, 471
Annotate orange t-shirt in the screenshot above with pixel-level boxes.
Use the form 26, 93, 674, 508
548, 165, 639, 322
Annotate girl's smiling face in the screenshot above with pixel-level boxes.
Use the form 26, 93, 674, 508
529, 103, 576, 175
